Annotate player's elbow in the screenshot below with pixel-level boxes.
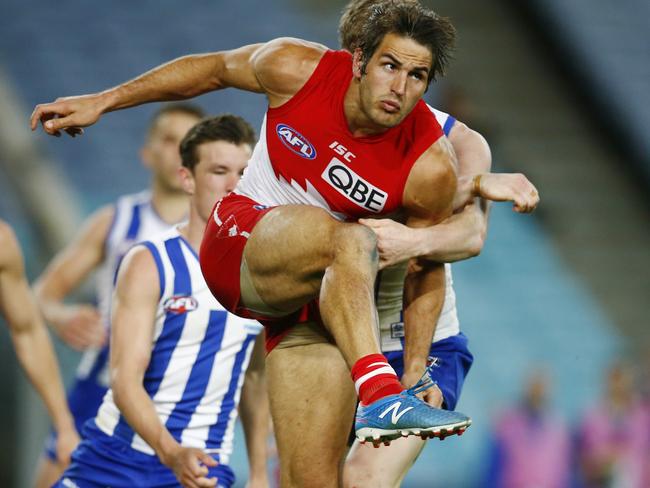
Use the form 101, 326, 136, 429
465, 233, 485, 258
467, 215, 488, 258
110, 368, 133, 409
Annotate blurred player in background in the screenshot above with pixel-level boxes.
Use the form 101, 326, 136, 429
577, 362, 650, 488
55, 115, 269, 488
34, 103, 204, 487
332, 1, 538, 486
0, 221, 79, 475
485, 370, 571, 488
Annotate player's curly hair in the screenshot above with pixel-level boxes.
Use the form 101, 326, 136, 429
180, 114, 256, 171
340, 0, 455, 84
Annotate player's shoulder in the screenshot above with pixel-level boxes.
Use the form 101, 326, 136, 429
258, 37, 327, 61
115, 242, 162, 299
253, 38, 328, 98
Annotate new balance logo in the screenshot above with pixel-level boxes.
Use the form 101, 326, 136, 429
378, 401, 414, 424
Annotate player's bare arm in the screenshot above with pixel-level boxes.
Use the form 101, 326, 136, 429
361, 122, 539, 267
110, 246, 217, 488
30, 38, 326, 136
238, 335, 270, 488
0, 221, 79, 466
399, 140, 456, 385
34, 205, 114, 350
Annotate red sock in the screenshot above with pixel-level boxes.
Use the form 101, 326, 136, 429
351, 354, 404, 406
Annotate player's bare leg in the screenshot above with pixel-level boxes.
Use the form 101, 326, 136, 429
242, 204, 382, 364
267, 337, 356, 488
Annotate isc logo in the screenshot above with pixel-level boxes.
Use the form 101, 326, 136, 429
321, 158, 388, 213
163, 295, 198, 314
276, 124, 317, 160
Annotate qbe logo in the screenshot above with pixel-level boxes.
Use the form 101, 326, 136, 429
276, 124, 317, 159
163, 295, 198, 314
321, 158, 388, 213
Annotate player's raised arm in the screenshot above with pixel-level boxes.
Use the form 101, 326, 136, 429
110, 246, 217, 488
0, 221, 79, 466
360, 122, 539, 267
30, 38, 326, 137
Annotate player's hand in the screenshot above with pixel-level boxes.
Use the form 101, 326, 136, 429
475, 173, 540, 213
358, 218, 418, 269
54, 305, 107, 351
55, 425, 81, 467
166, 446, 218, 488
401, 370, 443, 408
30, 93, 107, 137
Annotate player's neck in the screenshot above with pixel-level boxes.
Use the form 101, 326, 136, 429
149, 182, 188, 225
343, 81, 387, 137
177, 204, 205, 252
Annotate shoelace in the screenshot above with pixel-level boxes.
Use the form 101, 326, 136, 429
405, 365, 438, 397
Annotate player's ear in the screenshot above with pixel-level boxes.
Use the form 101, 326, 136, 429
178, 166, 195, 195
352, 48, 364, 80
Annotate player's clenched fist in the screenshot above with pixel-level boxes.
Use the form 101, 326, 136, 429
163, 446, 219, 488
474, 173, 540, 213
30, 93, 108, 137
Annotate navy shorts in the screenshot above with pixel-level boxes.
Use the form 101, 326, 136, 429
384, 332, 473, 411
53, 422, 235, 488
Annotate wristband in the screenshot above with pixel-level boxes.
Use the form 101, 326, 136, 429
472, 174, 483, 197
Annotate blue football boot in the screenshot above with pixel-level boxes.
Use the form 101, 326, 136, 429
355, 368, 471, 447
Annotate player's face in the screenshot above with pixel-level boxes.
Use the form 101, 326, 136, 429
186, 140, 251, 221
142, 113, 201, 192
356, 33, 432, 128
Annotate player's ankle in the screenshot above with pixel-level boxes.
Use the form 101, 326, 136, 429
351, 354, 404, 405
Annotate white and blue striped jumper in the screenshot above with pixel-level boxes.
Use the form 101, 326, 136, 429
93, 227, 262, 465
76, 191, 181, 390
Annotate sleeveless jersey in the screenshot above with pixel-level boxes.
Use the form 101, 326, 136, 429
235, 50, 444, 220
377, 108, 460, 352
93, 228, 262, 464
75, 191, 182, 387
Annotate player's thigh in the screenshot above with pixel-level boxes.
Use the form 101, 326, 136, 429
267, 341, 356, 487
344, 436, 426, 488
244, 205, 375, 311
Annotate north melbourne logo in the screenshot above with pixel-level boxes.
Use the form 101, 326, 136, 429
322, 157, 388, 213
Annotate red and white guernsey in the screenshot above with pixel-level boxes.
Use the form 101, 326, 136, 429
235, 50, 444, 220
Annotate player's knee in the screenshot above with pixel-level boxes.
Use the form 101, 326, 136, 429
332, 223, 378, 265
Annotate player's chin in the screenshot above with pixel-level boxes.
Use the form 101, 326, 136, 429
373, 111, 405, 129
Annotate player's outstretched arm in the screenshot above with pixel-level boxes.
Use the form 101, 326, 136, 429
34, 206, 113, 350
0, 221, 79, 466
110, 246, 217, 488
31, 38, 326, 137
239, 334, 270, 488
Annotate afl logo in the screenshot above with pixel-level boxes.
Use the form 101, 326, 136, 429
163, 295, 198, 314
276, 124, 317, 159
